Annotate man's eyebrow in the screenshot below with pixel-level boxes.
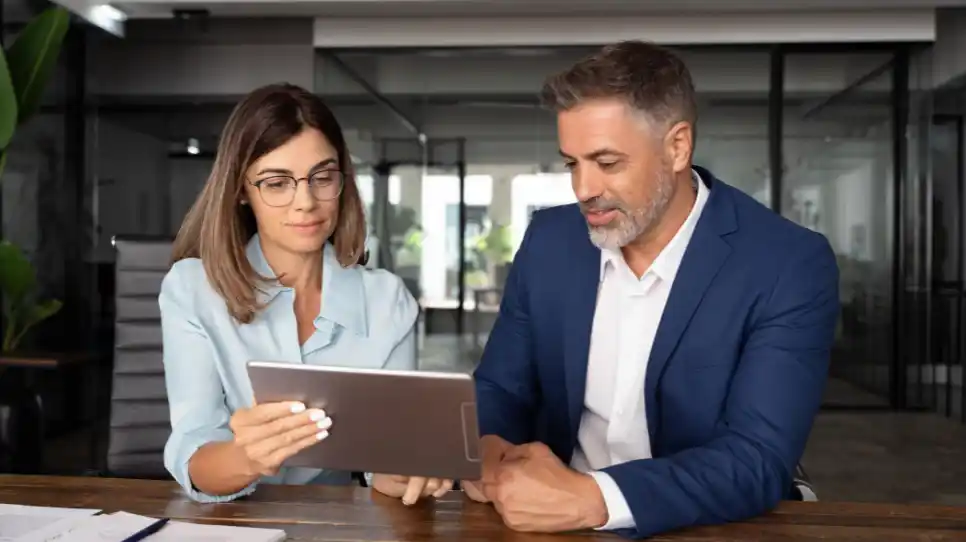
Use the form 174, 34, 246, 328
558, 148, 627, 161
586, 148, 627, 160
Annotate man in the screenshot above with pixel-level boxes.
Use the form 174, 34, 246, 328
463, 41, 839, 539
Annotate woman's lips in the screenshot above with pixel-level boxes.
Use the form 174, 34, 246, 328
289, 222, 323, 233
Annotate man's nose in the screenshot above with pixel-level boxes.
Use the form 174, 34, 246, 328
571, 168, 603, 204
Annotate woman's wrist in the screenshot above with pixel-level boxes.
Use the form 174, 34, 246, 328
189, 441, 261, 496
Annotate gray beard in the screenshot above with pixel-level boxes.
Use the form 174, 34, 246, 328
587, 169, 676, 250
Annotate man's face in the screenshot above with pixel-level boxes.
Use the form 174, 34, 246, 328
558, 98, 679, 250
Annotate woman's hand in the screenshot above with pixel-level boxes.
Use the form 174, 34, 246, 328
229, 401, 332, 477
371, 474, 454, 505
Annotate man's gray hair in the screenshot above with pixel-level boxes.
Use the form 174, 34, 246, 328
540, 41, 698, 134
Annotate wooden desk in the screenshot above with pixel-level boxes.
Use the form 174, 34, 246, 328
3, 475, 966, 541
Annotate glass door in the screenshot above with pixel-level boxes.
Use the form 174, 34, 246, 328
780, 52, 895, 407
379, 162, 467, 371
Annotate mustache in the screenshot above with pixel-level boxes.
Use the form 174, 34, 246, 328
579, 197, 625, 214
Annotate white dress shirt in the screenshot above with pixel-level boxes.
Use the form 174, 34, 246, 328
570, 170, 710, 530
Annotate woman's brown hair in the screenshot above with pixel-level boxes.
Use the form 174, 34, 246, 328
171, 83, 366, 324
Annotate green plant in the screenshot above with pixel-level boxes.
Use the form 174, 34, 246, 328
475, 222, 513, 265
0, 241, 61, 351
0, 7, 71, 351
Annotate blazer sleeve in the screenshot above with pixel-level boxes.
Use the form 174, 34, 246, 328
601, 236, 840, 539
472, 213, 543, 445
159, 263, 257, 503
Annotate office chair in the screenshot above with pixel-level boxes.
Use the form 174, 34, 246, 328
104, 236, 370, 486
793, 463, 817, 501
104, 236, 174, 478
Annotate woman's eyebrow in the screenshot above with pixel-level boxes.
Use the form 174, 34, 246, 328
311, 158, 338, 171
255, 167, 292, 176
256, 158, 338, 177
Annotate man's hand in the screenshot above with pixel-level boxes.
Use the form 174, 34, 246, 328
462, 434, 513, 503
489, 442, 609, 533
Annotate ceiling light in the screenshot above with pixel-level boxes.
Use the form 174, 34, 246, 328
84, 4, 127, 37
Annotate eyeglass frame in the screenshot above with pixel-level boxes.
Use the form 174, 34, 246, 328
247, 169, 346, 207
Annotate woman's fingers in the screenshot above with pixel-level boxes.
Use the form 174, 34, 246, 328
402, 476, 427, 505
234, 406, 327, 448
263, 429, 329, 474
432, 479, 453, 498
400, 477, 454, 505
421, 478, 441, 497
247, 416, 331, 471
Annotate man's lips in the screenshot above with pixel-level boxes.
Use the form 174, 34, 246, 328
584, 209, 618, 227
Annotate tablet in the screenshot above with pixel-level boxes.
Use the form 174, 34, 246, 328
246, 361, 481, 480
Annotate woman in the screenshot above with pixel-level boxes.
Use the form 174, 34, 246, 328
160, 83, 452, 505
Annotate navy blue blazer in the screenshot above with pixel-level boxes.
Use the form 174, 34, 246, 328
474, 167, 840, 539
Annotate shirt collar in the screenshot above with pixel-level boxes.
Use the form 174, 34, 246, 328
246, 234, 368, 336
599, 168, 710, 282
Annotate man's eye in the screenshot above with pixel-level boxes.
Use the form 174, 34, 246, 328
564, 162, 577, 170
598, 161, 617, 169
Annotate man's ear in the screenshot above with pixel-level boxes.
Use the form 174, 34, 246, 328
664, 121, 694, 174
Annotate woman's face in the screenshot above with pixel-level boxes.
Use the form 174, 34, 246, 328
243, 128, 343, 256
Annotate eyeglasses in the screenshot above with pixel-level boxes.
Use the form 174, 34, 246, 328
249, 170, 344, 207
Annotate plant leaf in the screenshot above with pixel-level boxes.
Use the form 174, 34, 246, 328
0, 240, 36, 302
0, 49, 17, 150
6, 299, 60, 352
24, 298, 62, 328
6, 7, 70, 125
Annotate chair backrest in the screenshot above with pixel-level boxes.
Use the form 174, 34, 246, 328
107, 236, 173, 478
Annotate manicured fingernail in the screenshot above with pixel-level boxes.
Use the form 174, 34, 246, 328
316, 417, 332, 430
290, 402, 306, 414
316, 430, 330, 441
309, 409, 327, 421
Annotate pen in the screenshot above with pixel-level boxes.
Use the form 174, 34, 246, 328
121, 517, 170, 542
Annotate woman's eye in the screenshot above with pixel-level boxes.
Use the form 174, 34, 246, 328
264, 180, 288, 190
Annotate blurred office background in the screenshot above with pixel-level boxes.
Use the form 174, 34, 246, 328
4, 0, 966, 502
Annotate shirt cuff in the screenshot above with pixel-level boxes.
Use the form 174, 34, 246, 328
588, 471, 636, 531
164, 427, 258, 503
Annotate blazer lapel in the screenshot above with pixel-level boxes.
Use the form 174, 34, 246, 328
644, 175, 737, 438
564, 234, 601, 445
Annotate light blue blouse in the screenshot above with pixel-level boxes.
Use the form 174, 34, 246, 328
159, 234, 418, 503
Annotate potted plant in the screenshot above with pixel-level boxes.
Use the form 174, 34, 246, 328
0, 6, 70, 354
475, 222, 514, 287
0, 240, 63, 353
0, 6, 70, 474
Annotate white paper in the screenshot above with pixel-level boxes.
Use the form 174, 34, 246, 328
49, 512, 286, 542
0, 504, 100, 542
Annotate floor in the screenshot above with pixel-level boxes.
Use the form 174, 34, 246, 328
40, 333, 966, 506
803, 410, 966, 504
